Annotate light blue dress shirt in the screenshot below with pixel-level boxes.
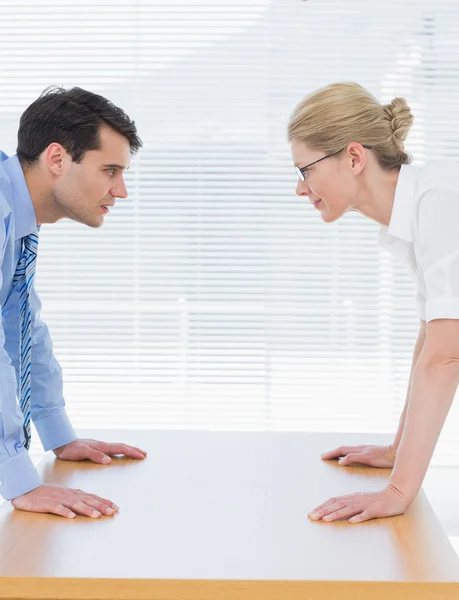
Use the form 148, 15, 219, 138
0, 151, 77, 501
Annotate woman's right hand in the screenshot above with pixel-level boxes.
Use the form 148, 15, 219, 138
321, 444, 397, 468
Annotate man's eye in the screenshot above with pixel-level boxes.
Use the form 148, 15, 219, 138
107, 168, 116, 176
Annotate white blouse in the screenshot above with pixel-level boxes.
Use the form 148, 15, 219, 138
379, 159, 459, 323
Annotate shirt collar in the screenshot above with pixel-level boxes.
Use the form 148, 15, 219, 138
0, 152, 38, 241
379, 163, 419, 244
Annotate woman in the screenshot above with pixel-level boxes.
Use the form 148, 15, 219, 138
288, 82, 459, 524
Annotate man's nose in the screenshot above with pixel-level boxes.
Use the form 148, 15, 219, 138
113, 179, 128, 199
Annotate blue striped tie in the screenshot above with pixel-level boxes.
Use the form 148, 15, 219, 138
13, 229, 39, 451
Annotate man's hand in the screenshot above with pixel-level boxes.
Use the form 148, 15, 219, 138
308, 484, 410, 524
53, 438, 147, 464
11, 484, 119, 519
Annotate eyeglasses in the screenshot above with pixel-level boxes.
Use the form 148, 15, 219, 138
295, 144, 374, 181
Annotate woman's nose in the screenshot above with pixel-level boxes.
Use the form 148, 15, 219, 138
296, 178, 311, 196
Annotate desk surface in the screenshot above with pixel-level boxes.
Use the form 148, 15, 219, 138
0, 430, 459, 600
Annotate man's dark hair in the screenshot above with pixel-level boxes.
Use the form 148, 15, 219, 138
17, 86, 142, 166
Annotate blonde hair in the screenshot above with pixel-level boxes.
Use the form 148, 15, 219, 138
288, 82, 414, 170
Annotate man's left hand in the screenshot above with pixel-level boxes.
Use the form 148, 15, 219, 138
53, 439, 147, 464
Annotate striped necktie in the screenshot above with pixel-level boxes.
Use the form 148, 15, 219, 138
13, 229, 39, 450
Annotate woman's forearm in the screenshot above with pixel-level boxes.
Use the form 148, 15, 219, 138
389, 356, 459, 501
392, 321, 426, 450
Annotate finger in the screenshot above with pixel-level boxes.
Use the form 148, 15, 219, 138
31, 502, 76, 519
350, 510, 373, 524
338, 453, 362, 466
52, 504, 77, 519
130, 445, 147, 456
309, 497, 341, 516
310, 500, 347, 520
321, 446, 358, 460
84, 440, 146, 455
68, 500, 103, 519
80, 497, 117, 516
103, 444, 146, 459
73, 489, 119, 510
85, 493, 119, 510
85, 448, 112, 464
323, 504, 362, 522
107, 444, 146, 458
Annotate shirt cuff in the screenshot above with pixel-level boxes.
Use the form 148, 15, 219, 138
34, 408, 78, 452
416, 299, 426, 321
0, 452, 42, 501
426, 297, 459, 323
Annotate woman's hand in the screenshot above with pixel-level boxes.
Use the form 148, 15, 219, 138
321, 444, 397, 468
308, 484, 410, 524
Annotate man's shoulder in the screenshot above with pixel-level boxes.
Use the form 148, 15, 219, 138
0, 152, 13, 222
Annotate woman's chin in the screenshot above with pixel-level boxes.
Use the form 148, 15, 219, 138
319, 205, 345, 223
319, 208, 332, 222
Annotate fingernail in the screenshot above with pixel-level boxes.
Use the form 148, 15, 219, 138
112, 504, 119, 510
309, 512, 319, 519
92, 510, 101, 518
102, 456, 111, 464
338, 459, 344, 464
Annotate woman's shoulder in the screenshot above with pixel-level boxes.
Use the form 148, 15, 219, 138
415, 159, 459, 196
411, 160, 459, 240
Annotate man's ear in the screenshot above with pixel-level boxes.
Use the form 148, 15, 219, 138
44, 143, 68, 176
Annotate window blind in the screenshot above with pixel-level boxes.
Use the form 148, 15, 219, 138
1, 0, 459, 466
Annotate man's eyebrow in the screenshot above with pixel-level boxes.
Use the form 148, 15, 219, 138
103, 163, 130, 170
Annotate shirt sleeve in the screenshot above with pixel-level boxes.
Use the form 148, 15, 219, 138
416, 187, 459, 322
415, 290, 426, 321
28, 276, 77, 452
0, 216, 42, 500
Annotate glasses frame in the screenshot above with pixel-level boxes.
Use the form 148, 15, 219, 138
295, 144, 374, 181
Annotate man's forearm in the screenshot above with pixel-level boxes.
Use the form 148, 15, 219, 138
392, 321, 426, 450
389, 355, 459, 501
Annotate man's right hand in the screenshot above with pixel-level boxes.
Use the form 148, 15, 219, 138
11, 484, 119, 519
320, 444, 397, 468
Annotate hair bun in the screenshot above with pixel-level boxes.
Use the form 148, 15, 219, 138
382, 97, 414, 144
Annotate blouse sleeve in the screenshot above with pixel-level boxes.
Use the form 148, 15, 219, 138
416, 187, 459, 322
415, 290, 426, 321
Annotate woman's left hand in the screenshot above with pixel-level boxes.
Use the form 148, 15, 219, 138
308, 484, 410, 524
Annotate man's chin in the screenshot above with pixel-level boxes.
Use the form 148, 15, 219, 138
68, 213, 104, 228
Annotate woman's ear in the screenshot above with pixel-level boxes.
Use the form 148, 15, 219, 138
348, 143, 366, 174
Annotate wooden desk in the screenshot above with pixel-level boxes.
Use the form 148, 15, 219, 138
0, 430, 458, 600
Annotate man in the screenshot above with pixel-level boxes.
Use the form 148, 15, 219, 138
0, 86, 146, 519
